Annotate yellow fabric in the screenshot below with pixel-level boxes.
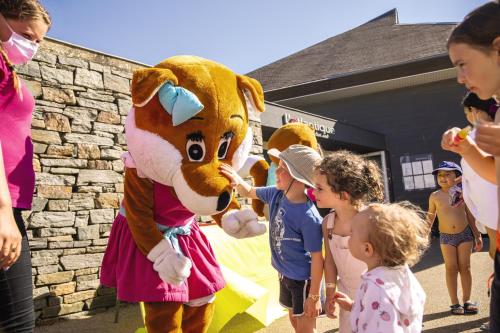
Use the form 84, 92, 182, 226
204, 225, 286, 332
136, 224, 287, 333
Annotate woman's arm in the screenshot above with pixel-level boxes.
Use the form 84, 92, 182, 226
475, 121, 500, 157
441, 128, 496, 183
461, 144, 496, 184
0, 143, 21, 268
464, 205, 483, 252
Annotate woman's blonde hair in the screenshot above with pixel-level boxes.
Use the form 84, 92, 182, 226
316, 150, 384, 209
365, 202, 430, 267
0, 0, 51, 92
0, 0, 51, 25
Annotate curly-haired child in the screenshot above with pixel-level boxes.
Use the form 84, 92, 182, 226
334, 202, 429, 333
313, 151, 384, 333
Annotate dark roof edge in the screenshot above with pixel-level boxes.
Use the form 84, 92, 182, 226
365, 8, 398, 24
267, 53, 450, 92
396, 22, 457, 26
264, 53, 452, 101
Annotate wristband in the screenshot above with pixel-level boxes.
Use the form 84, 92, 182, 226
325, 283, 336, 289
308, 294, 320, 301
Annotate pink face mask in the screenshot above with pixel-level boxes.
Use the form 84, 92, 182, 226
2, 25, 39, 65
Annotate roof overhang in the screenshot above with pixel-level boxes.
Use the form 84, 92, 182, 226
276, 67, 456, 107
264, 53, 454, 105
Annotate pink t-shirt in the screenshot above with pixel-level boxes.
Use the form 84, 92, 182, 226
0, 56, 36, 209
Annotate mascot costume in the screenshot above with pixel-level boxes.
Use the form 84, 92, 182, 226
100, 56, 267, 333
239, 122, 320, 218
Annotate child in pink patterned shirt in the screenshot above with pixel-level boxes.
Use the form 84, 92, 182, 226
334, 202, 430, 333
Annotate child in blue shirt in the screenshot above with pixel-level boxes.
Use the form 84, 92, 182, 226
221, 144, 323, 333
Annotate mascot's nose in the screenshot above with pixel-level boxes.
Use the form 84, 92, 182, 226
216, 191, 231, 212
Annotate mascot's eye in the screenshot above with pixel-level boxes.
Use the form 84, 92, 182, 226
186, 139, 206, 162
217, 134, 233, 160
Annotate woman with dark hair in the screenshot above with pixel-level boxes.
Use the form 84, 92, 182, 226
0, 1, 51, 331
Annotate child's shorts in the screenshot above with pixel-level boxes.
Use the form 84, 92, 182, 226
439, 226, 474, 247
279, 274, 310, 316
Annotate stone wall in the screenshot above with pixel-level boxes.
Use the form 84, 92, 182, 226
16, 38, 264, 324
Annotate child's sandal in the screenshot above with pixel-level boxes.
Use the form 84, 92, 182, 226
479, 322, 490, 331
463, 301, 478, 314
450, 304, 464, 315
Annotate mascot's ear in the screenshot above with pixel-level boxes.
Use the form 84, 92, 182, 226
131, 67, 179, 107
237, 75, 265, 115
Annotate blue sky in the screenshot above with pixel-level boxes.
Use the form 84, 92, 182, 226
42, 0, 488, 74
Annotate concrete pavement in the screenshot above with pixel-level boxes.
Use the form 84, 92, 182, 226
34, 238, 494, 333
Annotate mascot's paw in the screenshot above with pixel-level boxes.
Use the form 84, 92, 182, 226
147, 239, 192, 286
221, 208, 266, 239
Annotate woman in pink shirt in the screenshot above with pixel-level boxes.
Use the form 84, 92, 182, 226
0, 1, 50, 331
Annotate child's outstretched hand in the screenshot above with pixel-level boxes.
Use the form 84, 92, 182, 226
220, 163, 244, 187
475, 121, 500, 156
334, 291, 353, 312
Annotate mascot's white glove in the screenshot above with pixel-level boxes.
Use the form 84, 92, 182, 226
221, 208, 266, 239
146, 239, 192, 286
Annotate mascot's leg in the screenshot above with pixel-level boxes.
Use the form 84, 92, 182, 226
144, 302, 183, 333
181, 302, 215, 333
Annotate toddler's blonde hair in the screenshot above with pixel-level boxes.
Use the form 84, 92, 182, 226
366, 201, 430, 267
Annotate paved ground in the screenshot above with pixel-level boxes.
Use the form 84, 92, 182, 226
34, 238, 494, 333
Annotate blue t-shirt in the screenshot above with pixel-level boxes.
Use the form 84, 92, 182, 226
256, 186, 323, 280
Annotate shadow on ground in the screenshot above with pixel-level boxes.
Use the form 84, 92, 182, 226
422, 316, 489, 333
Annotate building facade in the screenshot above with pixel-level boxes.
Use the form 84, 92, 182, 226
249, 9, 466, 209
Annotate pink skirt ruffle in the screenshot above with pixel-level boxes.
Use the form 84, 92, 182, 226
100, 214, 225, 302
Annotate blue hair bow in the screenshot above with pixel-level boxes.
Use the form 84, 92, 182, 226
158, 82, 204, 126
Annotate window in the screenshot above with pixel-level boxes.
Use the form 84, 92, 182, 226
400, 154, 435, 191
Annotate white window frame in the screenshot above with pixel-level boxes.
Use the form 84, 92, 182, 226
362, 151, 390, 202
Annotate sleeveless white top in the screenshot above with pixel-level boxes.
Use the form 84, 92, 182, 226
461, 130, 498, 231
326, 212, 367, 333
326, 213, 367, 292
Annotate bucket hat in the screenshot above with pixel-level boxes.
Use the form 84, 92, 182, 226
267, 144, 322, 188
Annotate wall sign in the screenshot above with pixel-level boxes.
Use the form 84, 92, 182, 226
282, 113, 336, 138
